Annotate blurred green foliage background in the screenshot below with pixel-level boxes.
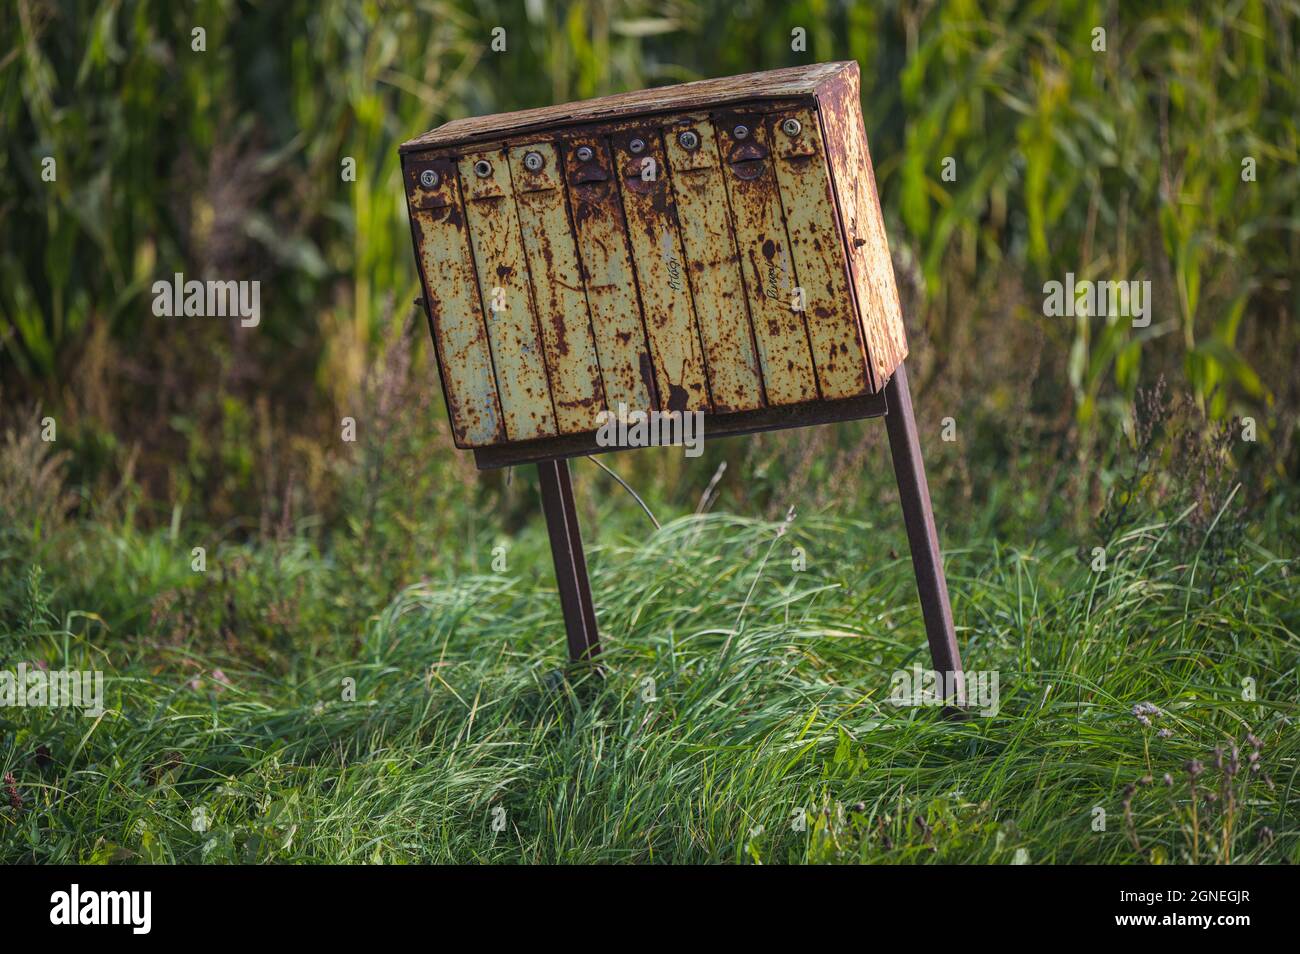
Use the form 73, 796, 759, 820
4, 1, 1300, 866
2, 0, 1297, 536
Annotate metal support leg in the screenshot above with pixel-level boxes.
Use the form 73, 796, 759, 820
883, 363, 964, 687
537, 459, 601, 663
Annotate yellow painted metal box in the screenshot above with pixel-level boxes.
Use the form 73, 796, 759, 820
400, 61, 907, 467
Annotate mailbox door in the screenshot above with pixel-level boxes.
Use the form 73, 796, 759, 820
508, 142, 607, 434
458, 149, 558, 442
612, 127, 711, 413
562, 134, 657, 414
767, 106, 872, 398
663, 117, 765, 413
405, 155, 505, 448
714, 112, 819, 406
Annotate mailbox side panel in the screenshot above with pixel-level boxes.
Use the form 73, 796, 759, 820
458, 150, 558, 442
767, 106, 873, 398
815, 65, 908, 385
563, 135, 657, 413
663, 117, 765, 414
404, 155, 505, 448
611, 127, 711, 413
715, 113, 819, 406
507, 143, 606, 434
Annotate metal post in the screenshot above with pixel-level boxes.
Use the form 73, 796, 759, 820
537, 459, 601, 663
883, 363, 964, 688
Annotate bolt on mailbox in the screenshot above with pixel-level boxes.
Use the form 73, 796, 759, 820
399, 61, 963, 692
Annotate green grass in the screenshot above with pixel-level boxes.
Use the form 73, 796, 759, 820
3, 501, 1297, 864
3, 0, 1295, 865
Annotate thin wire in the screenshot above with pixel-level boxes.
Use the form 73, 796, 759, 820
585, 455, 661, 530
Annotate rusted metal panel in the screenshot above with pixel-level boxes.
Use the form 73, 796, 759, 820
506, 142, 606, 434
401, 63, 853, 154
404, 155, 504, 447
714, 112, 819, 405
562, 133, 656, 412
457, 149, 557, 441
611, 127, 710, 413
400, 60, 912, 453
663, 117, 765, 413
816, 63, 907, 385
475, 390, 887, 470
768, 107, 872, 398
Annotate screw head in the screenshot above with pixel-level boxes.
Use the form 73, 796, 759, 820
629, 137, 646, 154
419, 169, 438, 188
575, 145, 594, 162
781, 118, 803, 137
733, 124, 749, 140
523, 151, 544, 172
473, 159, 493, 178
677, 130, 699, 151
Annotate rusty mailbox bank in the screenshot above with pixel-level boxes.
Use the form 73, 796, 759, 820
399, 61, 962, 681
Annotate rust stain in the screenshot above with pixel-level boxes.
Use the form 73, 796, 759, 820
401, 63, 856, 153
768, 107, 869, 399
714, 112, 818, 406
666, 382, 689, 412
816, 66, 907, 386
663, 116, 764, 413
457, 149, 557, 442
406, 156, 504, 447
506, 142, 605, 433
562, 134, 655, 414
612, 127, 710, 412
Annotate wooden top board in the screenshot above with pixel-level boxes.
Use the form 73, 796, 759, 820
399, 61, 857, 154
